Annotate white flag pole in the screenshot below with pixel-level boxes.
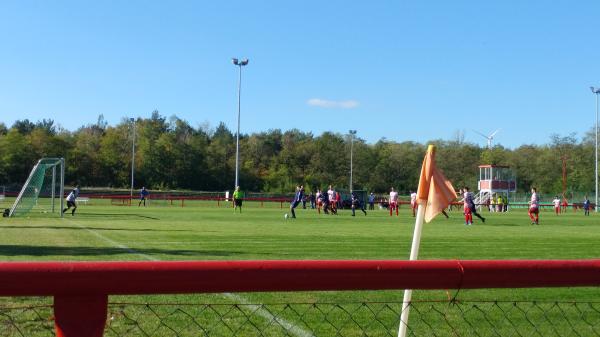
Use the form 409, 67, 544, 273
398, 202, 426, 337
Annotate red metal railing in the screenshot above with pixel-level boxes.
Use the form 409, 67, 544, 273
1, 259, 600, 336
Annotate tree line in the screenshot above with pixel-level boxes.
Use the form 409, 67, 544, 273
0, 111, 596, 195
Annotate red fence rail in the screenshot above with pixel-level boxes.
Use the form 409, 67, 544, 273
2, 259, 600, 336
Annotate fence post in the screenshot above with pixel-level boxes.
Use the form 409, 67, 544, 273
54, 294, 108, 337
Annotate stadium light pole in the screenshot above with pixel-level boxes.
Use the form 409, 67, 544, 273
130, 117, 136, 202
592, 87, 600, 212
349, 130, 357, 192
232, 58, 249, 191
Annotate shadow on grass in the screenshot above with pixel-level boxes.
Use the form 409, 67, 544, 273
75, 213, 161, 220
481, 221, 526, 227
0, 225, 190, 232
0, 244, 245, 257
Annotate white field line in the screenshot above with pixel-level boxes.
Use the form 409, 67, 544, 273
67, 220, 315, 337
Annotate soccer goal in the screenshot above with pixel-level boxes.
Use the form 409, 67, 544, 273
9, 158, 65, 218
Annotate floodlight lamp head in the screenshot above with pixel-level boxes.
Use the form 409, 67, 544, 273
240, 59, 249, 66
130, 118, 135, 122
232, 58, 239, 65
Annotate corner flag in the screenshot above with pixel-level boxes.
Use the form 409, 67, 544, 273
417, 145, 456, 223
398, 144, 456, 337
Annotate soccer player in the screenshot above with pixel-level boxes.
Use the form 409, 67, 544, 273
139, 186, 150, 207
462, 188, 472, 225
320, 189, 330, 214
327, 185, 337, 215
389, 187, 399, 216
463, 186, 485, 225
410, 190, 417, 217
552, 195, 561, 215
233, 186, 244, 213
289, 185, 304, 218
315, 189, 322, 214
351, 192, 367, 216
62, 185, 80, 216
583, 196, 591, 216
528, 187, 540, 225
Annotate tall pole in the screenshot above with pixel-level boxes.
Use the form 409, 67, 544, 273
232, 58, 248, 190
349, 130, 357, 192
60, 158, 64, 218
235, 65, 242, 190
130, 118, 136, 202
593, 87, 600, 212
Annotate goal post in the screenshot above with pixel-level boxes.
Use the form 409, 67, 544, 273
9, 157, 65, 218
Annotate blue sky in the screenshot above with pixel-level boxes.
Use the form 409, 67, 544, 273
0, 1, 599, 148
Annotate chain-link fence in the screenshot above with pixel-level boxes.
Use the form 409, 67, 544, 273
2, 298, 600, 337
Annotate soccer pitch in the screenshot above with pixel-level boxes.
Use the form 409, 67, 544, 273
1, 202, 600, 336
2, 202, 599, 262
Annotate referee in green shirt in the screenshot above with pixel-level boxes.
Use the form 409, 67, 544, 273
233, 186, 244, 213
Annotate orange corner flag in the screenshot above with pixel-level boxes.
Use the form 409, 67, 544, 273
417, 145, 456, 222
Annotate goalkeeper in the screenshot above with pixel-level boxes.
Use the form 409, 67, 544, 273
62, 185, 80, 216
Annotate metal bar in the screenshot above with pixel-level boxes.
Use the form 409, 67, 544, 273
1, 259, 600, 297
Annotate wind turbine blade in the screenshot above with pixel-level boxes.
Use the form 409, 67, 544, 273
489, 129, 501, 138
472, 129, 489, 139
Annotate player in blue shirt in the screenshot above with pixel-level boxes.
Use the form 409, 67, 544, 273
139, 187, 150, 207
289, 185, 304, 219
351, 192, 367, 216
583, 196, 591, 216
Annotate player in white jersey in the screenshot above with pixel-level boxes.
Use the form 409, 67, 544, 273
552, 196, 561, 215
528, 187, 540, 224
62, 185, 80, 216
327, 185, 337, 214
389, 187, 399, 216
410, 191, 417, 217
315, 190, 322, 214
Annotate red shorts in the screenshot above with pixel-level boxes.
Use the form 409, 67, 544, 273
411, 201, 417, 209
529, 207, 539, 214
463, 205, 472, 214
390, 201, 398, 209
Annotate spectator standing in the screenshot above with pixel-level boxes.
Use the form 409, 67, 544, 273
368, 192, 375, 210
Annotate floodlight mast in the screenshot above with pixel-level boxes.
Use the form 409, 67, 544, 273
349, 130, 357, 192
130, 118, 136, 202
232, 58, 249, 191
592, 87, 600, 212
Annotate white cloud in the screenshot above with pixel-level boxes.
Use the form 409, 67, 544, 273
307, 98, 359, 109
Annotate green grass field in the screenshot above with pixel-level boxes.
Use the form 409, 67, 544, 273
1, 200, 600, 336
